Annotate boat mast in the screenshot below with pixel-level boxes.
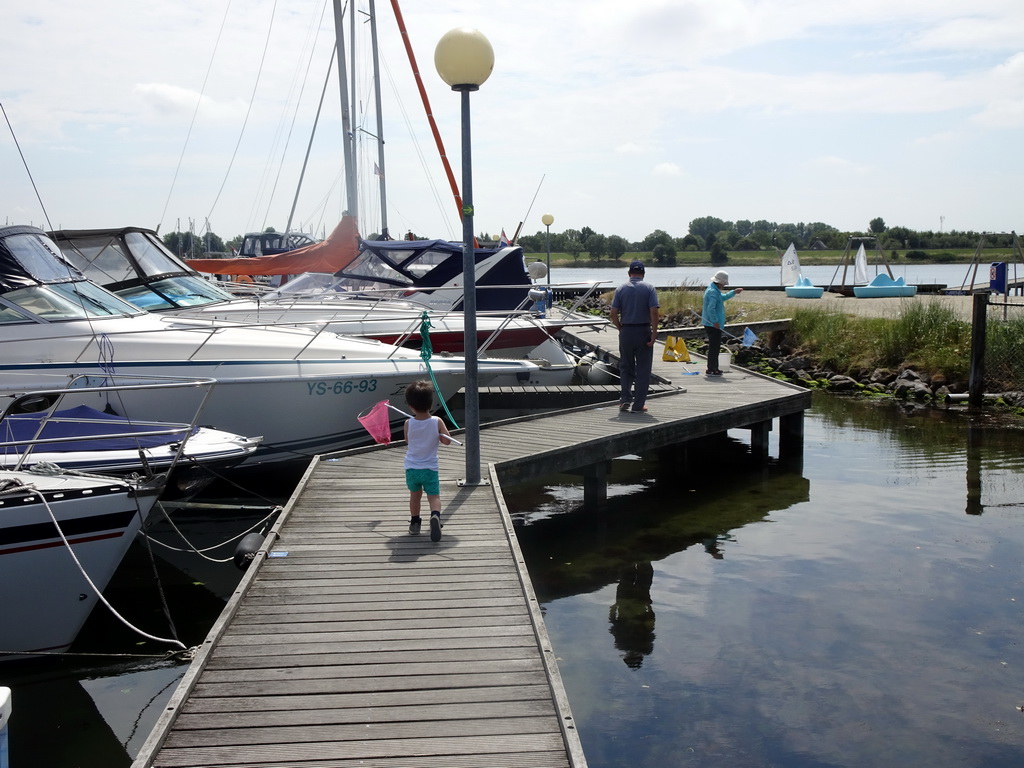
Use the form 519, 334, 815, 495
368, 0, 389, 238
332, 0, 358, 222
390, 0, 465, 223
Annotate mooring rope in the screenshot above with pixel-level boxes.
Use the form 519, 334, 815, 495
143, 501, 282, 562
418, 311, 460, 429
5, 476, 191, 653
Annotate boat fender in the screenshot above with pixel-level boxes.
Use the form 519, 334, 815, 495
578, 353, 614, 385
233, 532, 266, 570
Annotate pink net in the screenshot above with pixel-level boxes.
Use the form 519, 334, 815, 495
357, 400, 394, 445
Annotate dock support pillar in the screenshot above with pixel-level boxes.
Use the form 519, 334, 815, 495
750, 420, 770, 463
582, 461, 609, 511
778, 411, 805, 470
656, 443, 689, 486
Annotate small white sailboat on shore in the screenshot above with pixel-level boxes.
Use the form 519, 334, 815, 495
854, 243, 870, 286
781, 243, 823, 298
849, 242, 917, 297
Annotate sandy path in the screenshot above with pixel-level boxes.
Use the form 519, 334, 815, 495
732, 290, 981, 320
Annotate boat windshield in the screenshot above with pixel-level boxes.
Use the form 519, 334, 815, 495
264, 272, 345, 300
125, 230, 198, 277
0, 281, 144, 322
58, 232, 138, 284
335, 248, 411, 290
115, 275, 231, 310
57, 229, 212, 285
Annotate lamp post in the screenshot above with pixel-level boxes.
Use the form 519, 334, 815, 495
435, 27, 494, 487
541, 213, 554, 310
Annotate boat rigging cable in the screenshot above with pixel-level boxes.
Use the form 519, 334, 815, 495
1, 101, 53, 231
390, 0, 464, 225
286, 38, 337, 236
257, 0, 331, 234
156, 0, 234, 235
207, 0, 280, 227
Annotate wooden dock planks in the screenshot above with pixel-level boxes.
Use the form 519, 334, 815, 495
135, 329, 809, 768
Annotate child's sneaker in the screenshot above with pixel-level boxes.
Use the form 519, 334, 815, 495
429, 512, 442, 542
408, 517, 422, 535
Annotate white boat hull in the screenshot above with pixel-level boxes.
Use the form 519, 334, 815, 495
0, 471, 160, 657
0, 317, 534, 468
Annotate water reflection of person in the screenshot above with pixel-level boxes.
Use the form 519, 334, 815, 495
608, 561, 656, 669
702, 532, 735, 559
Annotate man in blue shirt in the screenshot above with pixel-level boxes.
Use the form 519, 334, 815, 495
610, 260, 659, 412
701, 270, 743, 376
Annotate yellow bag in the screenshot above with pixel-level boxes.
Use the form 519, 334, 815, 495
673, 337, 691, 362
662, 336, 691, 362
662, 336, 679, 361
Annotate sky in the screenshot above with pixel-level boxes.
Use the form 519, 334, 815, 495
2, 0, 1022, 245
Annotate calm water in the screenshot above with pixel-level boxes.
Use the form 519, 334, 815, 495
551, 263, 986, 290
505, 395, 1024, 768
3, 396, 1023, 766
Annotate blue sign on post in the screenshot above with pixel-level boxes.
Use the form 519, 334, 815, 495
990, 262, 1007, 294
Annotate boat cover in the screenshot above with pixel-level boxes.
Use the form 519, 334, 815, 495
0, 225, 84, 294
1, 405, 196, 454
185, 216, 359, 276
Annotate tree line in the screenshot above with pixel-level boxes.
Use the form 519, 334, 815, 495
510, 216, 1019, 265
160, 217, 1017, 263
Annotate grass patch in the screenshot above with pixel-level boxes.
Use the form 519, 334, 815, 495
760, 303, 973, 381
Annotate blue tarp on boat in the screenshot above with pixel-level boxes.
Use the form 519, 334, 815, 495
1, 405, 194, 454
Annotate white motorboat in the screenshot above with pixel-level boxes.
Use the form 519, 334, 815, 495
51, 225, 602, 385
0, 375, 226, 659
0, 375, 261, 495
0, 226, 536, 469
0, 465, 164, 658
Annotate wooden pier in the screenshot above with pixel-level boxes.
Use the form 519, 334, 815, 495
133, 328, 810, 768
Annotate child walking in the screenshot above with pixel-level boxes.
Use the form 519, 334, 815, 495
403, 380, 452, 541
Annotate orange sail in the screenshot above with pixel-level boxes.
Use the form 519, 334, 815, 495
185, 216, 359, 276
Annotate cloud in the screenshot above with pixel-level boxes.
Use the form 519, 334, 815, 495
970, 99, 1024, 128
653, 162, 682, 176
911, 130, 960, 146
807, 156, 872, 176
133, 83, 243, 122
615, 142, 649, 155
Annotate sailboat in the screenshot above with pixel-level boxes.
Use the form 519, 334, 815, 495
854, 243, 869, 285
156, 0, 600, 382
781, 243, 822, 298
850, 242, 916, 297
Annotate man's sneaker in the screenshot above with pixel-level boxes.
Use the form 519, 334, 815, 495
429, 512, 442, 542
408, 517, 422, 535
706, 370, 723, 376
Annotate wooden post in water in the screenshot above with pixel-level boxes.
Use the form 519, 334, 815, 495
968, 292, 988, 407
750, 420, 771, 462
778, 411, 805, 470
582, 461, 609, 510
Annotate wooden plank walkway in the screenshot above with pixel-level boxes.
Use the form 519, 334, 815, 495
135, 328, 810, 768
